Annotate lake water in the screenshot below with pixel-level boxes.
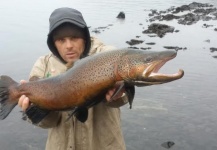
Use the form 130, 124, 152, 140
0, 0, 217, 150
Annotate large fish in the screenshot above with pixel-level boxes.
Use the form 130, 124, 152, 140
0, 49, 184, 123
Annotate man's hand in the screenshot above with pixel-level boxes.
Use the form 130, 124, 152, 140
105, 82, 125, 102
18, 80, 30, 111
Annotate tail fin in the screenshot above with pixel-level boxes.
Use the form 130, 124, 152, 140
0, 75, 18, 120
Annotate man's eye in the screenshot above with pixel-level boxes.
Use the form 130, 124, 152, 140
58, 38, 65, 42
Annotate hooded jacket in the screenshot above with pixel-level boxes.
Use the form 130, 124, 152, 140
29, 37, 127, 150
47, 7, 91, 63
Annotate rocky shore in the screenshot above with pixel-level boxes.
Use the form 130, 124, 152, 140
91, 2, 217, 58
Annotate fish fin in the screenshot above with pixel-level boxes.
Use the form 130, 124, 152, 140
109, 82, 125, 101
25, 105, 50, 124
0, 75, 18, 120
74, 107, 88, 122
66, 107, 88, 123
124, 84, 135, 109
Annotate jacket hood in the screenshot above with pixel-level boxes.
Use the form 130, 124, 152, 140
47, 7, 91, 63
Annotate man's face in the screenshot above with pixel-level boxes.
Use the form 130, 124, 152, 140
54, 37, 85, 64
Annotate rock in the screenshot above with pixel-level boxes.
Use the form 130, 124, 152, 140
204, 39, 210, 43
202, 24, 214, 28
162, 14, 180, 21
188, 2, 213, 9
164, 46, 183, 51
178, 13, 200, 25
210, 47, 217, 52
128, 46, 139, 49
117, 11, 125, 19
148, 2, 217, 25
146, 42, 156, 45
126, 39, 144, 46
140, 47, 151, 50
92, 29, 101, 34
143, 23, 175, 38
172, 5, 190, 13
214, 28, 217, 31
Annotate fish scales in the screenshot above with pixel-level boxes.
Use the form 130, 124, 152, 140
0, 49, 184, 121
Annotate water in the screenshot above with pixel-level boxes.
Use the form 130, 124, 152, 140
0, 0, 217, 149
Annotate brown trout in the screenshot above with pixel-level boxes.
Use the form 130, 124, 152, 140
0, 49, 184, 123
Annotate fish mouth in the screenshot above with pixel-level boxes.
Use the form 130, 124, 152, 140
141, 55, 184, 85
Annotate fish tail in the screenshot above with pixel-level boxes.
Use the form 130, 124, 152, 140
0, 75, 18, 120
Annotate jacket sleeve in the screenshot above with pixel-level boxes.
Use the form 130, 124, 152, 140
27, 55, 62, 129
90, 37, 129, 107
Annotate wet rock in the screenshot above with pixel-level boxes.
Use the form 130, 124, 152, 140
162, 14, 180, 21
164, 46, 185, 51
143, 23, 175, 38
117, 11, 125, 19
210, 47, 217, 52
148, 2, 217, 25
149, 15, 162, 22
172, 5, 190, 13
92, 29, 101, 34
128, 46, 139, 49
140, 47, 151, 50
188, 2, 213, 9
146, 42, 156, 45
148, 35, 157, 37
204, 39, 210, 43
202, 24, 213, 28
178, 13, 200, 25
126, 39, 144, 46
149, 9, 159, 17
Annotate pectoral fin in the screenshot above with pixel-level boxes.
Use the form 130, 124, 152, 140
66, 107, 88, 123
124, 84, 135, 109
109, 82, 125, 101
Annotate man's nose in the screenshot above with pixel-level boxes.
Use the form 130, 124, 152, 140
65, 39, 74, 49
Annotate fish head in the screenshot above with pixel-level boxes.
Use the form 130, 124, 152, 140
118, 49, 184, 86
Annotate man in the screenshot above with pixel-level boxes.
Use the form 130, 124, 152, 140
18, 7, 129, 150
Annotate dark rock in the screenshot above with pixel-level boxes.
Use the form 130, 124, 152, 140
212, 56, 217, 58
164, 46, 183, 51
136, 36, 140, 38
174, 30, 180, 32
210, 47, 217, 52
214, 28, 217, 31
146, 42, 156, 45
148, 35, 157, 37
126, 39, 144, 46
117, 11, 125, 19
128, 46, 139, 49
140, 47, 151, 50
188, 2, 213, 9
148, 2, 217, 25
143, 23, 175, 38
202, 24, 213, 28
149, 15, 162, 22
172, 5, 190, 13
92, 29, 101, 34
178, 13, 200, 25
204, 39, 210, 43
162, 14, 180, 21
